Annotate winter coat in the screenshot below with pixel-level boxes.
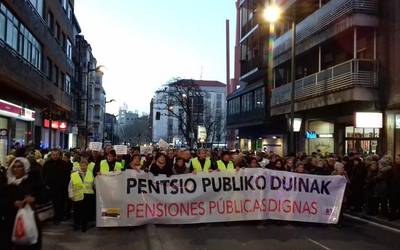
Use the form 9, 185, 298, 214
42, 159, 70, 193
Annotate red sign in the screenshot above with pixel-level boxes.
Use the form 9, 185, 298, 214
44, 119, 68, 130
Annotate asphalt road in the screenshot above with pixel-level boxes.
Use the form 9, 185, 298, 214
42, 218, 400, 250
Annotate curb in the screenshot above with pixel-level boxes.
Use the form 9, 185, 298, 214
344, 213, 400, 234
145, 224, 164, 250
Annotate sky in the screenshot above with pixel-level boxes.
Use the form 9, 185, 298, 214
75, 0, 236, 115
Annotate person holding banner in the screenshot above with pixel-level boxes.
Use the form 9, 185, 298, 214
97, 150, 123, 175
190, 149, 215, 173
149, 153, 172, 176
126, 154, 142, 172
68, 159, 95, 232
216, 152, 235, 172
173, 157, 189, 175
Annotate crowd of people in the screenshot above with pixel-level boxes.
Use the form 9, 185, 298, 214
1, 145, 400, 249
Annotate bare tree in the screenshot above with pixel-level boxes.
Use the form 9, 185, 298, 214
155, 78, 208, 148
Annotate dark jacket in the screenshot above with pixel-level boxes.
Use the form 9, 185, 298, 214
42, 159, 70, 192
149, 163, 173, 176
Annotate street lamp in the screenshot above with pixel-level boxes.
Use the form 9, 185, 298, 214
264, 3, 297, 154
85, 65, 105, 148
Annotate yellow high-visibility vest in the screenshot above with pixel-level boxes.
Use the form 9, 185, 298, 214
192, 157, 211, 172
88, 162, 95, 172
72, 162, 80, 171
216, 160, 234, 171
70, 171, 94, 202
100, 160, 123, 174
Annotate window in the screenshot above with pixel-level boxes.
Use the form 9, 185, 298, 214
60, 72, 65, 90
0, 4, 42, 70
66, 38, 72, 60
62, 32, 66, 51
62, 0, 67, 10
0, 8, 5, 40
241, 93, 253, 112
55, 22, 60, 41
67, 3, 73, 20
18, 24, 42, 69
254, 88, 264, 109
46, 58, 52, 80
47, 11, 54, 33
28, 0, 43, 17
65, 74, 71, 94
54, 65, 59, 86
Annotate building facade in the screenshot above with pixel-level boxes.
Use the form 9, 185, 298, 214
269, 0, 384, 156
75, 35, 106, 147
152, 80, 227, 148
104, 113, 118, 145
227, 0, 286, 155
0, 0, 79, 162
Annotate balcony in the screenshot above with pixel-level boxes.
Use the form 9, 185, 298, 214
271, 59, 377, 108
274, 0, 378, 65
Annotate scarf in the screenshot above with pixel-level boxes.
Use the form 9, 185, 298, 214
7, 157, 30, 186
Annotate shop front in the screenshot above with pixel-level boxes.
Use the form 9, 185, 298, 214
305, 121, 335, 155
0, 99, 35, 165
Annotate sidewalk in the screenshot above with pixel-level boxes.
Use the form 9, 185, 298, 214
344, 210, 400, 233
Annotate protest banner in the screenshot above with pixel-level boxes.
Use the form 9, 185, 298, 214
140, 145, 153, 155
96, 169, 347, 227
114, 145, 128, 155
89, 142, 102, 152
158, 139, 169, 150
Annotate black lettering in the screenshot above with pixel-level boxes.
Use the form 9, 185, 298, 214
310, 179, 320, 194
321, 180, 331, 195
138, 179, 147, 194
159, 180, 169, 194
185, 178, 196, 193
282, 176, 293, 191
223, 177, 232, 191
255, 176, 266, 190
299, 177, 309, 192
202, 178, 211, 192
148, 180, 160, 194
271, 176, 281, 190
232, 177, 241, 191
170, 179, 179, 194
127, 178, 137, 194
244, 176, 254, 190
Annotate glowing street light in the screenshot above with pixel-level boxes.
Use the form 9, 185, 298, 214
263, 4, 282, 23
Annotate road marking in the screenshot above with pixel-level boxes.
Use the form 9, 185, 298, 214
306, 237, 331, 250
344, 214, 400, 234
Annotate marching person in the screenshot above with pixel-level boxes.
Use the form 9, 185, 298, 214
190, 149, 215, 173
216, 152, 235, 172
3, 157, 45, 250
96, 150, 123, 175
42, 149, 70, 224
126, 154, 143, 172
173, 157, 189, 175
149, 153, 173, 176
68, 159, 95, 232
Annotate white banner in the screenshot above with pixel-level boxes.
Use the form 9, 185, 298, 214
89, 142, 102, 152
114, 145, 128, 155
96, 169, 346, 227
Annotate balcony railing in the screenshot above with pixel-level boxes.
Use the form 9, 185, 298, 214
274, 0, 378, 59
271, 59, 377, 106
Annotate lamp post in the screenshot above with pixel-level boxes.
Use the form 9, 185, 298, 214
264, 4, 297, 154
85, 65, 105, 148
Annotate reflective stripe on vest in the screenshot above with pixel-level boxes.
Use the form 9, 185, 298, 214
70, 171, 94, 202
192, 157, 211, 172
100, 160, 123, 173
217, 160, 234, 171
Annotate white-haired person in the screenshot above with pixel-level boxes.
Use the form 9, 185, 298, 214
3, 157, 45, 250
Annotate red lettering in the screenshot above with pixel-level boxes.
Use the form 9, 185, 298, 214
310, 201, 318, 215
136, 203, 144, 218
302, 201, 311, 214
268, 199, 278, 212
191, 202, 198, 216
282, 200, 291, 213
209, 201, 216, 214
244, 199, 251, 213
127, 204, 135, 218
198, 202, 206, 216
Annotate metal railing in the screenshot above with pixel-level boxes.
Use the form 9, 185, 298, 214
271, 59, 377, 106
274, 0, 378, 58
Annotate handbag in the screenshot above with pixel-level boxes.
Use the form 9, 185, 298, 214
35, 201, 55, 222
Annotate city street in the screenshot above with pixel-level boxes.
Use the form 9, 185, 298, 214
42, 217, 400, 250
